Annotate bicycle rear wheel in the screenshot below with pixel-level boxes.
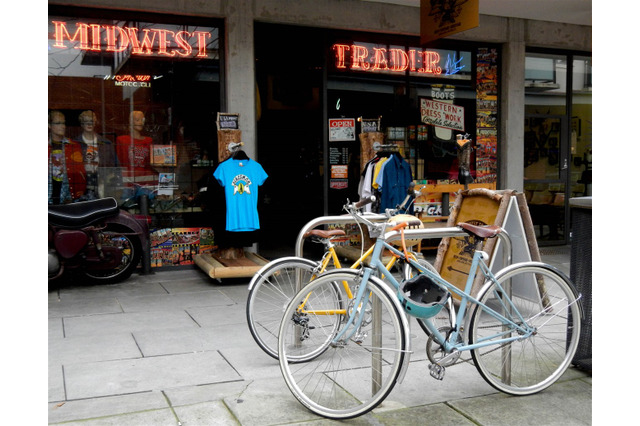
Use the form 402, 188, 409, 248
278, 270, 408, 420
246, 257, 320, 359
469, 263, 581, 395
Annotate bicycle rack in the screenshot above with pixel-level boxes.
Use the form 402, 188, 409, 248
293, 215, 514, 392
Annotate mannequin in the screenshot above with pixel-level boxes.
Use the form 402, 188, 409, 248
116, 111, 156, 192
48, 110, 85, 204
77, 110, 118, 199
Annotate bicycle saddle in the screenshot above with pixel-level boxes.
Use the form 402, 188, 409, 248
458, 223, 502, 239
303, 229, 346, 240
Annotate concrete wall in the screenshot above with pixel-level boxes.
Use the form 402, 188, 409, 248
49, 0, 591, 190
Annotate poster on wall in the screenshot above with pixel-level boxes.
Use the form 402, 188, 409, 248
150, 227, 214, 267
475, 47, 499, 184
329, 145, 350, 189
329, 118, 356, 141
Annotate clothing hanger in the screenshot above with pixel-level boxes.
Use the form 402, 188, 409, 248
232, 149, 249, 160
227, 142, 249, 160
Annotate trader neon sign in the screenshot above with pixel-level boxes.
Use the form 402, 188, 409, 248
50, 20, 211, 58
332, 43, 464, 76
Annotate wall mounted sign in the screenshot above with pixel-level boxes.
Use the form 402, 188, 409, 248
420, 0, 479, 44
329, 118, 356, 141
331, 43, 469, 78
50, 20, 212, 59
420, 98, 465, 131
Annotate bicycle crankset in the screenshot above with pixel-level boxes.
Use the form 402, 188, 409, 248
426, 327, 461, 367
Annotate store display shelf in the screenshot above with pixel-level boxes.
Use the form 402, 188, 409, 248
194, 250, 269, 279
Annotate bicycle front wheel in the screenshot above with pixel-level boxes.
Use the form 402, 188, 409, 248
278, 270, 408, 420
246, 257, 321, 359
469, 263, 581, 395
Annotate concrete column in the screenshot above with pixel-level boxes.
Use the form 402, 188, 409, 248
499, 18, 526, 192
224, 0, 257, 159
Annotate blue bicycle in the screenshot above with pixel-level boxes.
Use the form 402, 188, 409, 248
277, 199, 583, 419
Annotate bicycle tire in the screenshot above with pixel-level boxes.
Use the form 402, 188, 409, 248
469, 262, 582, 395
278, 269, 408, 419
246, 257, 321, 359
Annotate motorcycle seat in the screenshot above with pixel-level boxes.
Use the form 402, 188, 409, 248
49, 197, 120, 227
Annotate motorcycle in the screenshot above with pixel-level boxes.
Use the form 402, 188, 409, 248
48, 197, 150, 284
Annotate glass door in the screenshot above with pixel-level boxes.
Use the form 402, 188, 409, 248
524, 51, 591, 246
524, 115, 568, 243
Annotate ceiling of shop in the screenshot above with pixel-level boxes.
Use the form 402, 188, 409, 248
363, 0, 592, 26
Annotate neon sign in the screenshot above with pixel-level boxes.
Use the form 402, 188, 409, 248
332, 43, 465, 77
51, 21, 211, 58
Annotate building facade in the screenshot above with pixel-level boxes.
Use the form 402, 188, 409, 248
47, 0, 592, 261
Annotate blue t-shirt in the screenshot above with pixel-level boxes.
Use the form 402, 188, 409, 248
213, 158, 268, 232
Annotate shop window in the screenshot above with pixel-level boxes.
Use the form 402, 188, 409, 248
47, 13, 222, 214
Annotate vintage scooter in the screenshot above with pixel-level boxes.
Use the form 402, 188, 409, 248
48, 197, 150, 284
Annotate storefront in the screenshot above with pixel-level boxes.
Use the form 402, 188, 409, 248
48, 2, 591, 267
48, 6, 225, 267
254, 23, 500, 251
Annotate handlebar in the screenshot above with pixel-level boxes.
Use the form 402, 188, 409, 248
352, 196, 376, 210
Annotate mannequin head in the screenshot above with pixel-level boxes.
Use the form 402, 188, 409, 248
49, 110, 66, 142
79, 110, 98, 135
130, 111, 145, 135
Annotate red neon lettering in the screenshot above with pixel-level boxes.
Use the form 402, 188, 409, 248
389, 48, 409, 72
174, 31, 193, 57
408, 49, 418, 72
193, 31, 211, 58
51, 21, 210, 59
420, 51, 441, 74
331, 43, 446, 77
89, 24, 102, 51
104, 25, 129, 52
52, 21, 90, 50
333, 44, 350, 69
372, 48, 388, 71
126, 28, 156, 55
156, 29, 176, 57
351, 45, 370, 70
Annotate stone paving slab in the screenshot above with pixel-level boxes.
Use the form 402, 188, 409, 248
63, 351, 242, 400
48, 391, 169, 423
449, 379, 592, 425
116, 289, 235, 313
49, 332, 141, 365
61, 310, 200, 337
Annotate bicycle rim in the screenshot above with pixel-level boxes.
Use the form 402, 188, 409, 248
246, 258, 320, 359
469, 264, 581, 395
278, 271, 406, 419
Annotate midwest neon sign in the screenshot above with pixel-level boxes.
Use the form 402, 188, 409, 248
51, 21, 211, 58
332, 43, 464, 76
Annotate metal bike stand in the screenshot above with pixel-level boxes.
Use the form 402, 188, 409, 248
383, 227, 514, 386
293, 219, 514, 389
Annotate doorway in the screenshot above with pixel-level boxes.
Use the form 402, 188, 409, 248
524, 51, 592, 245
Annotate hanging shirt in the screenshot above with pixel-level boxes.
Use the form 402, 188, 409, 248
379, 154, 413, 214
213, 158, 268, 232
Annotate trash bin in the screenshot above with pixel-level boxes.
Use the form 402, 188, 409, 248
570, 196, 591, 373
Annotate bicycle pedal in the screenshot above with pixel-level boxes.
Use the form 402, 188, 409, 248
428, 363, 445, 380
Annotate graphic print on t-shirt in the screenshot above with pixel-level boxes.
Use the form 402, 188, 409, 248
232, 174, 252, 195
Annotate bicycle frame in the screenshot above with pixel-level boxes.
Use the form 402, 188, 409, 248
323, 222, 534, 356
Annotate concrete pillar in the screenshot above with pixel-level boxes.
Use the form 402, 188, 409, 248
224, 0, 257, 159
499, 18, 526, 192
